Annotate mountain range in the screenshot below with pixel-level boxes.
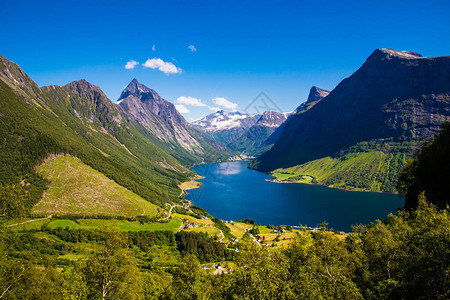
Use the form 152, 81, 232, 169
192, 110, 291, 155
252, 48, 450, 192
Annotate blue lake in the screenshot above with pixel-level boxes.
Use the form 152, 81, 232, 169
185, 161, 404, 231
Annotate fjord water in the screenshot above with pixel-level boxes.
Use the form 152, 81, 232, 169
186, 161, 403, 231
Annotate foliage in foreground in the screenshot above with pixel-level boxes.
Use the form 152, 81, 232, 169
398, 121, 450, 210
0, 198, 448, 299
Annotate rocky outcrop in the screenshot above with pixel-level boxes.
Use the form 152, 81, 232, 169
306, 86, 330, 104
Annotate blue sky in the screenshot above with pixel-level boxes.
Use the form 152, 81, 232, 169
1, 0, 449, 120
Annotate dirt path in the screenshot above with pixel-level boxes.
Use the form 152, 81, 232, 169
216, 228, 224, 242
6, 215, 52, 228
159, 204, 183, 221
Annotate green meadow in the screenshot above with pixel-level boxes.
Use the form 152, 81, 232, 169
33, 155, 161, 217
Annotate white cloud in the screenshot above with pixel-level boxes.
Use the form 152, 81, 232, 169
188, 45, 197, 52
142, 58, 182, 74
152, 44, 156, 52
176, 96, 206, 107
212, 97, 238, 111
175, 104, 190, 114
125, 60, 139, 69
208, 106, 222, 112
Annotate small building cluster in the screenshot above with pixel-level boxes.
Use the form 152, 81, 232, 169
256, 235, 269, 247
182, 219, 198, 230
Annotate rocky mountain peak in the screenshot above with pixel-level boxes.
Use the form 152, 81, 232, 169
124, 78, 146, 93
64, 79, 104, 97
306, 86, 330, 104
62, 79, 122, 126
366, 48, 424, 63
116, 79, 216, 154
0, 55, 43, 101
118, 79, 161, 103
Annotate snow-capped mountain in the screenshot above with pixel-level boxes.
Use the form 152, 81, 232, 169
192, 110, 260, 132
192, 110, 260, 145
192, 110, 291, 154
254, 111, 290, 128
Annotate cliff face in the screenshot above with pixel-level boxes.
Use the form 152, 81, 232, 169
255, 49, 450, 172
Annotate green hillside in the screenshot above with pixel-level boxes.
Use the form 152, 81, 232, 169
33, 155, 161, 217
272, 141, 411, 192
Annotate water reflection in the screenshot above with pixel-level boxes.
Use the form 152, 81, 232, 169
215, 161, 245, 175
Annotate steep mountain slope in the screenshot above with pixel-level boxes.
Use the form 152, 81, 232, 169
117, 79, 230, 165
0, 55, 190, 217
228, 111, 290, 155
253, 49, 450, 192
63, 79, 123, 131
192, 110, 260, 145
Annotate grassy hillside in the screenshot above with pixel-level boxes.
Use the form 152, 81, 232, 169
33, 155, 160, 217
272, 144, 410, 192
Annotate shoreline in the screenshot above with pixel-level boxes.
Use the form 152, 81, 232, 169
265, 178, 401, 195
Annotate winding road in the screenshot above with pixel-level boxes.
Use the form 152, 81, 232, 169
6, 215, 52, 227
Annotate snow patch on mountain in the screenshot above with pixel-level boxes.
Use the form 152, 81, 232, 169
192, 110, 258, 132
